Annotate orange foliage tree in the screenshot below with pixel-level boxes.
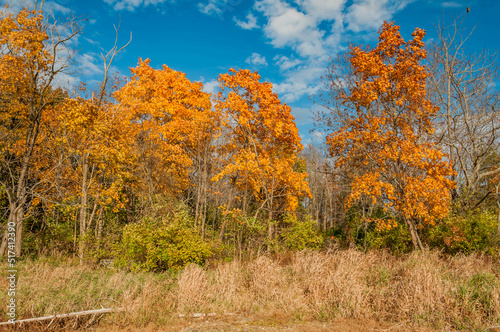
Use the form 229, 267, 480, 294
325, 22, 455, 250
214, 69, 310, 239
114, 59, 217, 204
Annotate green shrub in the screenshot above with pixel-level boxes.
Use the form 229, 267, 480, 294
24, 220, 74, 258
427, 210, 498, 255
365, 222, 413, 254
114, 206, 213, 272
280, 215, 324, 251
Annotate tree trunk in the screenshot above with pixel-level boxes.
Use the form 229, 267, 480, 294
79, 154, 89, 264
96, 208, 104, 252
496, 184, 500, 237
497, 204, 500, 236
267, 177, 275, 241
405, 217, 424, 250
267, 204, 274, 242
218, 188, 233, 242
0, 180, 28, 257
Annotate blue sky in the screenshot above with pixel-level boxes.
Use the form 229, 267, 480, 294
2, 0, 499, 145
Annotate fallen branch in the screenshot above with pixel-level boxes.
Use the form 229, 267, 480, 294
0, 307, 125, 325
178, 312, 217, 318
178, 312, 236, 318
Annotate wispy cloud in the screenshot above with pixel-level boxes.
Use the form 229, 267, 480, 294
441, 1, 462, 8
76, 52, 104, 77
198, 0, 241, 17
274, 55, 301, 71
234, 12, 258, 29
246, 52, 267, 66
345, 0, 414, 33
198, 0, 223, 16
0, 0, 70, 14
272, 65, 324, 102
43, 1, 71, 14
201, 78, 219, 95
103, 0, 169, 12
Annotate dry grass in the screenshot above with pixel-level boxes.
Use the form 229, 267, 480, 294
1, 249, 499, 330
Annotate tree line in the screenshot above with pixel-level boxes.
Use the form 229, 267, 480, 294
0, 5, 498, 269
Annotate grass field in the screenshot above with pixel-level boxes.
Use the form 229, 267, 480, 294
1, 249, 500, 331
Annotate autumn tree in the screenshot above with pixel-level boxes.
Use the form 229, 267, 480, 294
0, 5, 80, 257
214, 69, 310, 240
47, 93, 134, 262
323, 21, 455, 250
114, 59, 217, 220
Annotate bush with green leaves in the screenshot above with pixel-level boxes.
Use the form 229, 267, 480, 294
426, 210, 498, 255
364, 222, 413, 254
114, 206, 213, 272
280, 215, 324, 251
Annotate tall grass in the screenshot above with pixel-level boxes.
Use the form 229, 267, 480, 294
1, 249, 499, 330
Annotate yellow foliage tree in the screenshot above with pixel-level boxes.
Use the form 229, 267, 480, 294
0, 6, 79, 256
326, 22, 455, 250
45, 91, 134, 261
214, 68, 310, 239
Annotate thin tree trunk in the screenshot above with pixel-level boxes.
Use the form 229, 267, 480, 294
87, 197, 99, 234
218, 188, 233, 242
0, 195, 27, 257
96, 208, 104, 252
497, 203, 500, 236
267, 177, 275, 241
79, 154, 89, 264
405, 217, 424, 250
496, 184, 500, 236
15, 206, 24, 257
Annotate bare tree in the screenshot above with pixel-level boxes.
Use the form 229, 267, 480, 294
427, 14, 500, 211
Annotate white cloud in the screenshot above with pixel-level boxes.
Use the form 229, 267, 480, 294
51, 51, 104, 91
274, 55, 301, 71
76, 53, 104, 77
345, 0, 414, 32
441, 1, 461, 8
295, 0, 345, 22
312, 130, 324, 139
234, 12, 258, 29
302, 129, 326, 146
43, 1, 71, 14
84, 37, 99, 46
198, 0, 239, 17
202, 79, 219, 95
0, 0, 70, 13
256, 1, 327, 58
52, 71, 79, 90
272, 64, 323, 102
103, 0, 169, 11
246, 52, 267, 66
198, 1, 223, 15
